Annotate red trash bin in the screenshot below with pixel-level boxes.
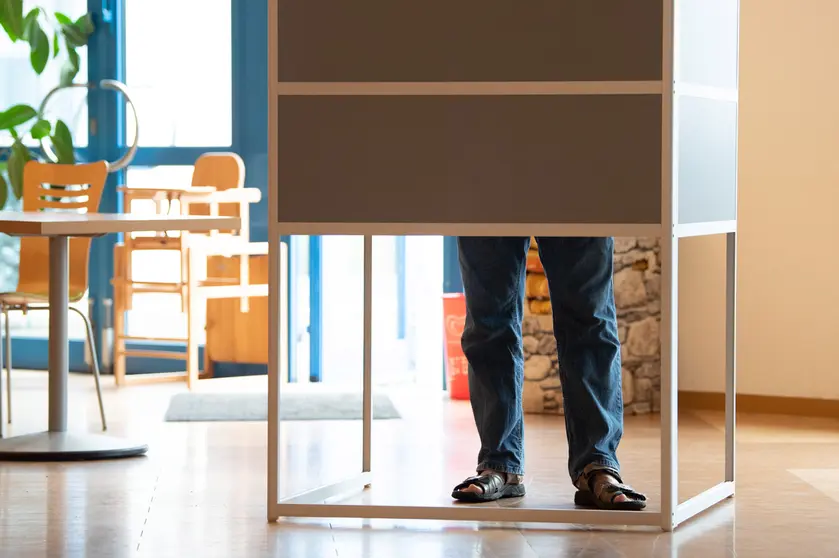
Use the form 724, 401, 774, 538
443, 293, 470, 400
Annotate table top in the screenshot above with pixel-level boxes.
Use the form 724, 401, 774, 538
0, 212, 240, 237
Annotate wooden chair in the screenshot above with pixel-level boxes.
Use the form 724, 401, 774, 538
0, 161, 109, 432
112, 152, 266, 388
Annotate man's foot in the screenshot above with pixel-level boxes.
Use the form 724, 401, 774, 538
452, 470, 526, 503
574, 466, 647, 511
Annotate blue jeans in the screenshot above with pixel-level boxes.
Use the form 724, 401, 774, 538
457, 236, 623, 484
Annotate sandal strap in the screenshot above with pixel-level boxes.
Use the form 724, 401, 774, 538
453, 472, 506, 493
582, 468, 647, 503
579, 466, 622, 493
598, 482, 648, 503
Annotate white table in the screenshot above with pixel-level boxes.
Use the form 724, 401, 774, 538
0, 212, 240, 461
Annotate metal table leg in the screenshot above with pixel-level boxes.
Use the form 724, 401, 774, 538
0, 236, 148, 461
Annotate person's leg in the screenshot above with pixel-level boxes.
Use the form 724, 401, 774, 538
451, 236, 529, 502
535, 237, 644, 509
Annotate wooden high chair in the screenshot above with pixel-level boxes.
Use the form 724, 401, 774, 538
112, 153, 267, 389
0, 161, 109, 431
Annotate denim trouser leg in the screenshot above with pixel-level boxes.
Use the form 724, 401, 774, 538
457, 236, 623, 484
457, 236, 530, 476
535, 237, 623, 483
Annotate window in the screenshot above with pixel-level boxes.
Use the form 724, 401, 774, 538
0, 0, 88, 148
123, 166, 205, 341
124, 0, 232, 147
0, 0, 90, 340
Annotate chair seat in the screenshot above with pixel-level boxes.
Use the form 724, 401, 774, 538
0, 291, 86, 306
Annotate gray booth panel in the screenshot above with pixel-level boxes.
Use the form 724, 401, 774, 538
677, 0, 739, 89
276, 0, 662, 83
277, 95, 662, 225
677, 95, 738, 224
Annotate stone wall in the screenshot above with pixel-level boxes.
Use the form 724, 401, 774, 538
523, 237, 661, 415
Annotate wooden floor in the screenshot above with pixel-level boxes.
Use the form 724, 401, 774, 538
0, 371, 838, 558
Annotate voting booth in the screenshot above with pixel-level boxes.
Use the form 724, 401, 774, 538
267, 0, 739, 531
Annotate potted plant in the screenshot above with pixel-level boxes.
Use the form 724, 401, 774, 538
0, 1, 94, 209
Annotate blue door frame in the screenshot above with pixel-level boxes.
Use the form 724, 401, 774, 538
85, 0, 124, 374
307, 236, 322, 382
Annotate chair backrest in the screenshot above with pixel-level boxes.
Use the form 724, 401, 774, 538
17, 161, 109, 300
188, 152, 246, 225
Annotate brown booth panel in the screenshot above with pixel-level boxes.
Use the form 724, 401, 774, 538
276, 0, 663, 82
276, 95, 662, 225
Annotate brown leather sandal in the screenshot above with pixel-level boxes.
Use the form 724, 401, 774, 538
574, 468, 647, 511
452, 471, 526, 503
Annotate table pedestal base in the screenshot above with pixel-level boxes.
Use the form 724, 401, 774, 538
0, 432, 148, 461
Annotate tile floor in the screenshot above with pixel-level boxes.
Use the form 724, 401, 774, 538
0, 371, 837, 557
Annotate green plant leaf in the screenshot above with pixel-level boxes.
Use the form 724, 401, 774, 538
51, 119, 75, 164
0, 160, 7, 209
21, 6, 38, 38
53, 30, 60, 57
60, 47, 80, 86
8, 141, 31, 200
54, 11, 72, 25
0, 170, 8, 210
74, 13, 93, 35
0, 0, 24, 41
27, 19, 50, 74
30, 118, 51, 139
0, 3, 10, 40
0, 104, 37, 130
61, 21, 87, 48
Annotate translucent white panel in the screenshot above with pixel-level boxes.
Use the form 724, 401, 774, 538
677, 0, 739, 89
677, 96, 738, 224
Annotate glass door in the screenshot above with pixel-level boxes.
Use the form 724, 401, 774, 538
116, 0, 302, 378
115, 0, 231, 374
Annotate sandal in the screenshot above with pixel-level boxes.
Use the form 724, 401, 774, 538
574, 467, 647, 511
452, 471, 526, 503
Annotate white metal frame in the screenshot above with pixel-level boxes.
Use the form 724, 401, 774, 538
264, 227, 737, 531
266, 0, 738, 532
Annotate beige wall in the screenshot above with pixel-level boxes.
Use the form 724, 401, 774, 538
679, 0, 839, 399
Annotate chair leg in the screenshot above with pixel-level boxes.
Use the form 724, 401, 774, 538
70, 306, 107, 431
185, 247, 200, 390
186, 288, 200, 390
113, 289, 127, 387
3, 304, 10, 425
113, 243, 127, 386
